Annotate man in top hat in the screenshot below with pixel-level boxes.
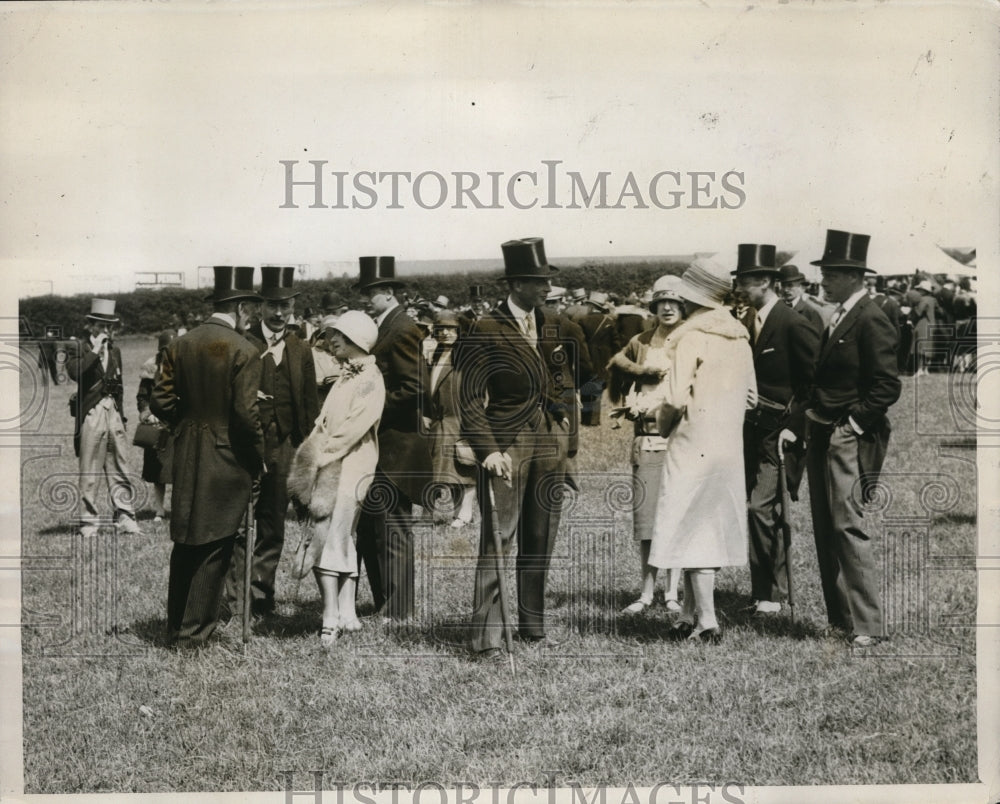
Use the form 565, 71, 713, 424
151, 267, 266, 647
354, 256, 433, 622
805, 230, 901, 647
577, 290, 620, 427
225, 265, 319, 617
778, 264, 825, 334
67, 298, 142, 537
467, 285, 491, 319
460, 236, 576, 659
732, 245, 819, 617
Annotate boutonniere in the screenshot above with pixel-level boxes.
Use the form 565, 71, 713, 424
342, 360, 365, 379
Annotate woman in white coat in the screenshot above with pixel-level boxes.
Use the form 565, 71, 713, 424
287, 311, 385, 645
648, 258, 757, 643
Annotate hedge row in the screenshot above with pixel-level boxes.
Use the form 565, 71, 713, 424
19, 259, 689, 337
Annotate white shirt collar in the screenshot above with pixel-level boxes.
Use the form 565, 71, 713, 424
507, 295, 533, 323
839, 288, 868, 315
210, 312, 236, 328
756, 295, 780, 328
374, 297, 399, 328
261, 320, 286, 343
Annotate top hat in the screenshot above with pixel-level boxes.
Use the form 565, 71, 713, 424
86, 298, 120, 323
568, 287, 587, 302
778, 264, 808, 285
587, 290, 611, 311
678, 258, 733, 309
355, 256, 402, 291
731, 244, 779, 277
205, 266, 262, 303
260, 266, 299, 300
648, 274, 684, 312
501, 237, 558, 280
810, 229, 875, 273
469, 284, 487, 299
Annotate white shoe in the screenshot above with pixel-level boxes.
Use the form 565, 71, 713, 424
664, 598, 682, 613
754, 600, 781, 615
622, 598, 653, 615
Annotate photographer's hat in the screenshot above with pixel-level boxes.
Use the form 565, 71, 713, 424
86, 298, 120, 323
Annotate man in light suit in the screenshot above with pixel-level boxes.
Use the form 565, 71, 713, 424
354, 256, 433, 622
778, 264, 825, 334
226, 266, 319, 617
733, 245, 819, 616
805, 230, 901, 647
461, 237, 574, 660
68, 298, 141, 537
151, 266, 265, 647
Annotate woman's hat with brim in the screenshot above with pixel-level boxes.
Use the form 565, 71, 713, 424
331, 310, 379, 354
205, 266, 263, 303
355, 256, 403, 291
587, 291, 611, 312
915, 279, 935, 294
648, 274, 684, 313
434, 309, 461, 328
810, 229, 876, 273
678, 258, 733, 309
86, 298, 120, 323
731, 244, 780, 277
260, 266, 300, 300
501, 237, 559, 280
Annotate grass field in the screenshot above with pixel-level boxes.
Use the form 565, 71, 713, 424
18, 335, 979, 793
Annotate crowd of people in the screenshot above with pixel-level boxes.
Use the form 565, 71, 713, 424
64, 229, 973, 656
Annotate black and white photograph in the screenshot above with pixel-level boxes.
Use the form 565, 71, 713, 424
2, 2, 997, 803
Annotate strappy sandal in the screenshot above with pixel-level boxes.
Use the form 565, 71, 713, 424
320, 625, 339, 645
622, 597, 653, 615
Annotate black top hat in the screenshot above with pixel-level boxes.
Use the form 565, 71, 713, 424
778, 264, 808, 285
206, 266, 262, 303
501, 237, 558, 280
469, 284, 487, 299
260, 266, 299, 300
355, 256, 401, 291
810, 229, 874, 272
731, 244, 779, 277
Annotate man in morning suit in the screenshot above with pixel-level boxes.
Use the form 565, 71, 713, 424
151, 266, 265, 648
805, 229, 901, 647
354, 256, 433, 622
778, 264, 825, 334
226, 266, 319, 616
733, 245, 819, 616
461, 237, 573, 660
68, 298, 141, 537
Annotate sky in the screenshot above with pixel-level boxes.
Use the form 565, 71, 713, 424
2, 1, 997, 296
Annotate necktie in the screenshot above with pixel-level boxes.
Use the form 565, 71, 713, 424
263, 332, 285, 365
828, 305, 845, 334
521, 312, 537, 346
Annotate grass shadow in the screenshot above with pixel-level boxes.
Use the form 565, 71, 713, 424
125, 616, 172, 648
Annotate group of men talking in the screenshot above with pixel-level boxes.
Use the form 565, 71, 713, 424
69, 227, 900, 654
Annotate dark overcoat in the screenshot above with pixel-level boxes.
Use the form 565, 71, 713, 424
67, 338, 127, 456
371, 305, 433, 503
151, 319, 265, 545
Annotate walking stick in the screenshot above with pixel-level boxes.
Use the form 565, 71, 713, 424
486, 475, 516, 677
242, 494, 256, 644
777, 440, 795, 623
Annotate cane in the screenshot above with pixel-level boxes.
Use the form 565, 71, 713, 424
777, 440, 795, 623
486, 474, 516, 677
242, 495, 256, 644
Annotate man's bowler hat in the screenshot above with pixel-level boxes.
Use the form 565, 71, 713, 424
501, 237, 559, 280
778, 264, 808, 285
810, 229, 876, 273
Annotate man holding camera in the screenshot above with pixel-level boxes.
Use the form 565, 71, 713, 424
68, 298, 141, 538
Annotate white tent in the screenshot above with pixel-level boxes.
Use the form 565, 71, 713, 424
868, 234, 976, 278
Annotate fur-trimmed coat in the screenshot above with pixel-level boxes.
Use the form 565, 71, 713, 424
287, 356, 384, 522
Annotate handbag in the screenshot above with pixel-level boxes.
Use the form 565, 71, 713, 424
655, 402, 687, 439
132, 421, 167, 450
